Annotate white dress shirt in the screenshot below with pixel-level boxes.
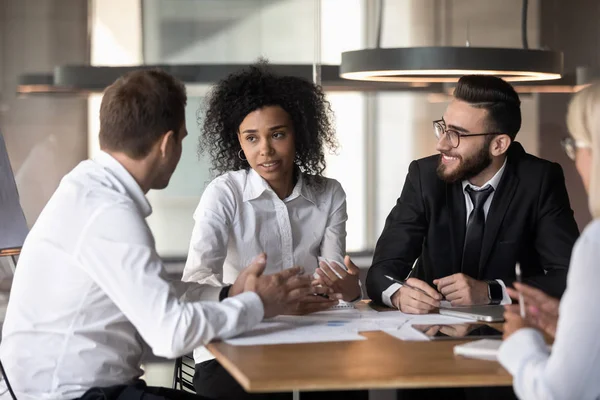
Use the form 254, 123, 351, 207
382, 158, 511, 307
498, 219, 600, 400
0, 152, 264, 400
183, 168, 347, 363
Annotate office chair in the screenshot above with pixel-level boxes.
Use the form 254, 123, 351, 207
172, 354, 196, 393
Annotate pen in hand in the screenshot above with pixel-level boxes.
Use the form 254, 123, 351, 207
515, 263, 526, 318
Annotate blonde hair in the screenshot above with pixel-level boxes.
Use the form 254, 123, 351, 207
567, 82, 600, 218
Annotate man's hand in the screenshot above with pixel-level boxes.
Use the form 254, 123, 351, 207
433, 273, 489, 306
391, 278, 442, 314
506, 282, 559, 338
229, 254, 267, 298
285, 287, 341, 315
232, 253, 314, 318
313, 256, 361, 302
438, 323, 476, 337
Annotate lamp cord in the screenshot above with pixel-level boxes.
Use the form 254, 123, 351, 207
0, 360, 17, 400
376, 0, 383, 48
521, 0, 529, 49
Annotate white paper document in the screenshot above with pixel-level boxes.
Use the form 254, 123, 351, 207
224, 306, 411, 346
224, 320, 367, 346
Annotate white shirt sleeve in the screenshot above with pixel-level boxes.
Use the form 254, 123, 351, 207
76, 206, 263, 359
498, 225, 600, 400
382, 283, 402, 308
319, 181, 364, 302
495, 280, 513, 305
182, 180, 236, 301
319, 180, 347, 265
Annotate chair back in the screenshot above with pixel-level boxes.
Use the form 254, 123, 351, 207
172, 355, 196, 393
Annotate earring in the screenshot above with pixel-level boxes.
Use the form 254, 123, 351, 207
238, 149, 247, 161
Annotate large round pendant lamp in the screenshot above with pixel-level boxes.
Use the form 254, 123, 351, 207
340, 47, 563, 83
341, 0, 563, 83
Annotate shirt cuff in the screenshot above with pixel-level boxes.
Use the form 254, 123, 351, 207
224, 291, 265, 326
202, 285, 224, 302
496, 279, 513, 305
498, 328, 549, 376
181, 283, 225, 302
382, 283, 402, 308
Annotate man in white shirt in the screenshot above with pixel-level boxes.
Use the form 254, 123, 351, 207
0, 69, 317, 400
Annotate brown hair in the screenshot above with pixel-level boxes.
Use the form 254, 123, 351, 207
99, 68, 187, 159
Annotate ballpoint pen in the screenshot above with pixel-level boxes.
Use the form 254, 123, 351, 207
515, 263, 526, 318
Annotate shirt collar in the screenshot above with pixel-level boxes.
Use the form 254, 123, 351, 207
94, 151, 152, 217
462, 157, 507, 192
242, 168, 317, 205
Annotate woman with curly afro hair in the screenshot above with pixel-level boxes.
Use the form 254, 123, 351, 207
182, 63, 366, 400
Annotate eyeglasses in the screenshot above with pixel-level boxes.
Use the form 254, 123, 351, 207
560, 137, 589, 161
433, 119, 501, 148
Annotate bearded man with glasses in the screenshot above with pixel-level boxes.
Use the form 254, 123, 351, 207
368, 76, 579, 400
367, 75, 579, 316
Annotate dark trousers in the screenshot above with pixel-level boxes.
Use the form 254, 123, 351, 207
194, 359, 368, 400
396, 386, 517, 400
77, 379, 207, 400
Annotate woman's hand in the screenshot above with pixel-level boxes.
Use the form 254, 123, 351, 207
313, 256, 361, 302
503, 307, 532, 340
506, 282, 559, 338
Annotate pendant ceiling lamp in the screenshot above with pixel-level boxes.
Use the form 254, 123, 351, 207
340, 0, 563, 83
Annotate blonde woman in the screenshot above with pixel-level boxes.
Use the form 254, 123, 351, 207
499, 82, 600, 399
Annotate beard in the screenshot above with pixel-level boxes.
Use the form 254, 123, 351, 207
436, 143, 493, 183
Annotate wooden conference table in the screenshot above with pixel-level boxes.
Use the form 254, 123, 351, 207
206, 302, 512, 396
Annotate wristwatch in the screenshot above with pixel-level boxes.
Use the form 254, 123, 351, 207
219, 285, 232, 301
486, 280, 503, 305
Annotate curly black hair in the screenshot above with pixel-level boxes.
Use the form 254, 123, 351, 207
198, 62, 338, 187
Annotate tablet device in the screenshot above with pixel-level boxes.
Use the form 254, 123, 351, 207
411, 323, 503, 340
439, 305, 505, 322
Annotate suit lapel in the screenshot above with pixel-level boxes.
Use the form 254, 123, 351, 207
478, 147, 522, 277
447, 182, 466, 273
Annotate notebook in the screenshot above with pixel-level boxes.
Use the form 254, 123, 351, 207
453, 339, 503, 361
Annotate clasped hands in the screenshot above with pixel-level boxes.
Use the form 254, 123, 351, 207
229, 253, 361, 317
391, 273, 490, 314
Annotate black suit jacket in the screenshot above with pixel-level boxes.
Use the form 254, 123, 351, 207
366, 142, 579, 304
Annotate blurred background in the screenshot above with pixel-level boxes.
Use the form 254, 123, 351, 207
0, 0, 597, 395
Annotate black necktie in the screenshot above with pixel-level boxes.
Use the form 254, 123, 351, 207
461, 185, 494, 278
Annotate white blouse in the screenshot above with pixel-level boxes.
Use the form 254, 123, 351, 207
183, 168, 347, 363
498, 219, 600, 400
